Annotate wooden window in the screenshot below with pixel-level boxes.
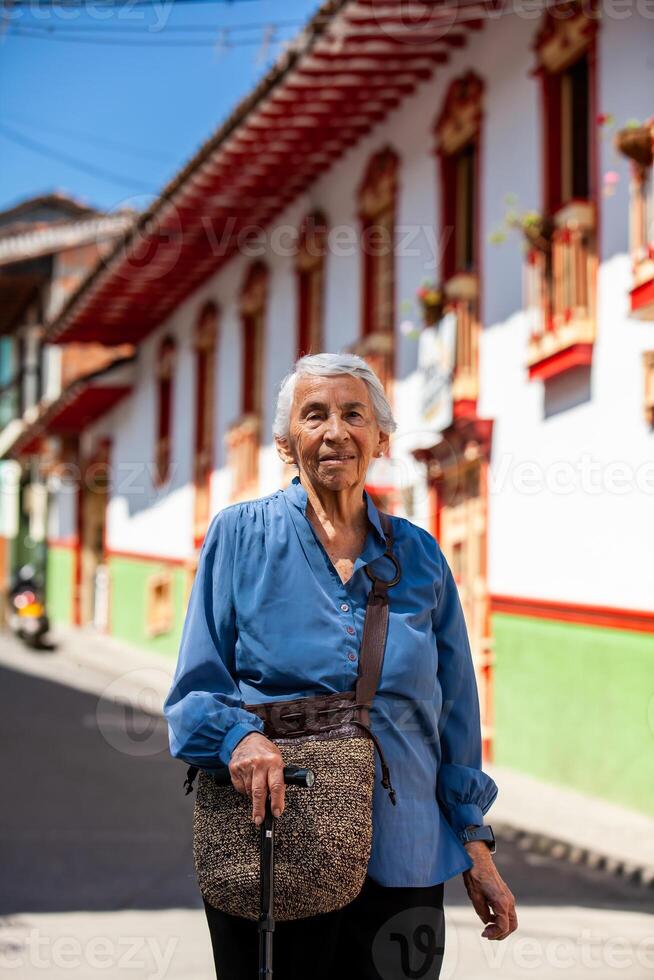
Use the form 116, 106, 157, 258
240, 262, 267, 417
154, 335, 176, 486
543, 54, 591, 214
435, 72, 483, 282
296, 212, 327, 357
535, 1, 598, 215
193, 302, 217, 545
358, 147, 398, 337
226, 263, 267, 501
434, 73, 483, 413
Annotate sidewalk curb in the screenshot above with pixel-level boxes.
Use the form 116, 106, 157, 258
494, 821, 654, 890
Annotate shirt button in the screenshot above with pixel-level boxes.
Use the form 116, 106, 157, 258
340, 603, 349, 612
346, 626, 355, 635
347, 652, 357, 662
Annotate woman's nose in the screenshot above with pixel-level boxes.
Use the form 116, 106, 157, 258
324, 412, 348, 439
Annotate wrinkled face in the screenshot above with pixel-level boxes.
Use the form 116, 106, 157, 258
276, 374, 389, 491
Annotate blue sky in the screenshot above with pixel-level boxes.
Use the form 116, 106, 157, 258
0, 0, 320, 214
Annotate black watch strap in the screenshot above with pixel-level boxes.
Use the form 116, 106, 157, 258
459, 824, 496, 854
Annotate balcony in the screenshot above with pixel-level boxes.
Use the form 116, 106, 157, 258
347, 330, 394, 398
643, 351, 654, 426
615, 122, 654, 319
444, 272, 480, 416
226, 412, 260, 502
526, 200, 596, 381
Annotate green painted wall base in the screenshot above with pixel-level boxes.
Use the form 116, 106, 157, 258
493, 612, 654, 817
108, 555, 187, 658
46, 545, 74, 626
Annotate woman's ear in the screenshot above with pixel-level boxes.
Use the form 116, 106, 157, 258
274, 435, 295, 465
377, 431, 390, 458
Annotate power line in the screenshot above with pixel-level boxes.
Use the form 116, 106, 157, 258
6, 23, 284, 44
0, 109, 174, 162
0, 16, 304, 31
0, 122, 157, 192
3, 0, 270, 7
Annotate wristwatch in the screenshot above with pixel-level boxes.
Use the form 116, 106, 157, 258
458, 824, 496, 854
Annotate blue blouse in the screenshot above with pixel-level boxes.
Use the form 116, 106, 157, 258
163, 475, 498, 886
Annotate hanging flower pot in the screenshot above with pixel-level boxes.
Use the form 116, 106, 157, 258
416, 283, 444, 326
519, 212, 554, 253
615, 124, 653, 169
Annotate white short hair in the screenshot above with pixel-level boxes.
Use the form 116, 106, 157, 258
272, 351, 397, 441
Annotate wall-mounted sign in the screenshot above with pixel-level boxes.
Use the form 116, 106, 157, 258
418, 311, 456, 431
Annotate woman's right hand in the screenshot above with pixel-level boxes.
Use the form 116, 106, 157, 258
228, 732, 286, 825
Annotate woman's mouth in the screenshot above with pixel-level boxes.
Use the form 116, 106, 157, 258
320, 455, 355, 465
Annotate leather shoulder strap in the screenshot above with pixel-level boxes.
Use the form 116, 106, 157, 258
355, 512, 399, 718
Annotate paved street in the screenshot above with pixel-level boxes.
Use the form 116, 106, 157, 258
0, 646, 652, 979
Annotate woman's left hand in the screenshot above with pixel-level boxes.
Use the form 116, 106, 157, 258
462, 842, 518, 940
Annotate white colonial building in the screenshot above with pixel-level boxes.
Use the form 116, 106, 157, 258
3, 0, 653, 817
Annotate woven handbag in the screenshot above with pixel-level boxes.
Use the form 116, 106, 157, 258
182, 511, 400, 921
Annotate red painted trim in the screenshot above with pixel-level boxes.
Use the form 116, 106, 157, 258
439, 151, 457, 282
364, 483, 397, 496
476, 86, 485, 333
106, 548, 190, 568
47, 536, 78, 550
490, 593, 654, 634
528, 342, 593, 381
452, 398, 478, 419
154, 336, 176, 488
630, 274, 654, 316
101, 438, 112, 636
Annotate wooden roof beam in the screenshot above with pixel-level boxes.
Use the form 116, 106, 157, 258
308, 47, 448, 63
342, 30, 467, 45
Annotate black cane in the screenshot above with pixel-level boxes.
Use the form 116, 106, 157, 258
211, 764, 315, 979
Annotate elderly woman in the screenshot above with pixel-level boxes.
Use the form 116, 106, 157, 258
164, 352, 517, 979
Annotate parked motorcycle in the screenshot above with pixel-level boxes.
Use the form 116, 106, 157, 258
7, 565, 51, 650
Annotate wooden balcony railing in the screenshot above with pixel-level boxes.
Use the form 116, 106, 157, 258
226, 412, 260, 501
526, 200, 597, 380
444, 272, 480, 410
615, 121, 654, 317
551, 201, 595, 329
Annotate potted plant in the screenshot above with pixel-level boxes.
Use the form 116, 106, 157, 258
489, 195, 553, 253
614, 119, 653, 169
416, 281, 444, 326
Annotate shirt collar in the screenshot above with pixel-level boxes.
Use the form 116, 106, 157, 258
284, 474, 387, 546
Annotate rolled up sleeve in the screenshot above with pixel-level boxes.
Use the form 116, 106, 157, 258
163, 508, 264, 768
432, 545, 498, 834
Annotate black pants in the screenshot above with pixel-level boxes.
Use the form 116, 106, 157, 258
203, 875, 445, 980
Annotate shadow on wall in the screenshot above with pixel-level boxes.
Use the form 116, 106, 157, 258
543, 364, 592, 418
